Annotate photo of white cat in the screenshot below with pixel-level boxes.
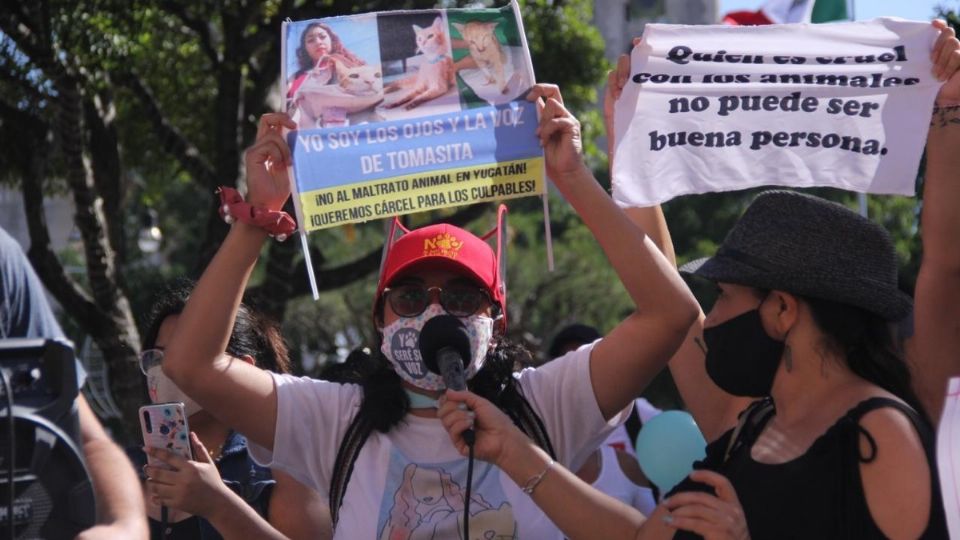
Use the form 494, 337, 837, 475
377, 12, 462, 121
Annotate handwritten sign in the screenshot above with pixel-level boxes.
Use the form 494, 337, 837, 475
938, 377, 960, 538
612, 19, 942, 206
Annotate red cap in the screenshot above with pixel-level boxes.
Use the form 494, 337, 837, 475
375, 205, 508, 326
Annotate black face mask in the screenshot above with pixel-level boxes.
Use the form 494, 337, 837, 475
703, 308, 785, 397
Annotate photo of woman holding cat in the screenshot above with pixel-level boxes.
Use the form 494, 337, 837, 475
285, 17, 385, 129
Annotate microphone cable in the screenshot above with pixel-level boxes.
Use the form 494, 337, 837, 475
417, 315, 477, 540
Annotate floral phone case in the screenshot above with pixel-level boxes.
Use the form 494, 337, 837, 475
139, 402, 193, 468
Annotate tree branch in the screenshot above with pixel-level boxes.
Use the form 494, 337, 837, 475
55, 74, 144, 441
21, 143, 105, 330
116, 70, 218, 187
159, 0, 220, 67
244, 0, 295, 55
85, 88, 128, 263
5, 100, 103, 327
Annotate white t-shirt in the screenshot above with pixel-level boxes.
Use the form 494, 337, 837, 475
249, 341, 628, 539
603, 397, 662, 452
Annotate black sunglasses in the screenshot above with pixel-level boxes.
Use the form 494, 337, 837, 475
383, 283, 492, 318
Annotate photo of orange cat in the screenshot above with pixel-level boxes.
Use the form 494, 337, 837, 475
382, 16, 455, 110
447, 10, 533, 108
452, 21, 509, 94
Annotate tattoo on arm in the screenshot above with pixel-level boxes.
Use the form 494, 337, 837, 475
931, 105, 960, 128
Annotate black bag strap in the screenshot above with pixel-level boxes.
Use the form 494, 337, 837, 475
723, 398, 775, 463
328, 388, 556, 530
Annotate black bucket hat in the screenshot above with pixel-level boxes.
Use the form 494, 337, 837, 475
680, 190, 912, 321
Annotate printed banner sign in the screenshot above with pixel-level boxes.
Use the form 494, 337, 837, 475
282, 3, 544, 231
612, 19, 942, 207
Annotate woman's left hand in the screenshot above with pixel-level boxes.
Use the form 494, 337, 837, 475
527, 84, 588, 186
661, 470, 750, 540
932, 19, 960, 106
144, 433, 231, 518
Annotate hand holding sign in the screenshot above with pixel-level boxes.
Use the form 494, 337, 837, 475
932, 20, 960, 106
529, 83, 586, 185
604, 52, 633, 163
612, 19, 945, 205
245, 113, 297, 211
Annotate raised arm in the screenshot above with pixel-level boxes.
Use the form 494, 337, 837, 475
162, 113, 297, 449
75, 395, 149, 540
530, 84, 699, 421
908, 19, 960, 422
605, 52, 749, 441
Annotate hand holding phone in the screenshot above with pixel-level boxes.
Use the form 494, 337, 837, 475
139, 402, 194, 469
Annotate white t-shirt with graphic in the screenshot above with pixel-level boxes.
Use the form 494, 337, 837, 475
249, 342, 627, 539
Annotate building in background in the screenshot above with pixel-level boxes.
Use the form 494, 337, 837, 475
591, 0, 718, 153
593, 0, 719, 62
0, 187, 75, 253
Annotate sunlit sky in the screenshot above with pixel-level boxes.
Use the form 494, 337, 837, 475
719, 0, 952, 21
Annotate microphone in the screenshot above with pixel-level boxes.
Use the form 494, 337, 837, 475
419, 315, 475, 446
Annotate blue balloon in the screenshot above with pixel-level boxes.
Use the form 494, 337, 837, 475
634, 410, 707, 493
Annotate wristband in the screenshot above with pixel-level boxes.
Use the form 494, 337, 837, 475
217, 187, 296, 241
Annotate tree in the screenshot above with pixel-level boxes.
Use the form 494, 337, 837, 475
0, 0, 608, 440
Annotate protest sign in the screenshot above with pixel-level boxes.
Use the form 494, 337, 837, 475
612, 19, 942, 207
938, 377, 960, 538
282, 3, 544, 232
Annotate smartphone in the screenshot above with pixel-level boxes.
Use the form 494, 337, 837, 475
139, 402, 194, 468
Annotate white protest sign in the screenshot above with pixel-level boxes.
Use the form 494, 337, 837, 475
612, 19, 942, 207
938, 377, 960, 538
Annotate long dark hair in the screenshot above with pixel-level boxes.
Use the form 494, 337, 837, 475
358, 335, 532, 433
142, 281, 291, 375
294, 22, 363, 77
804, 296, 925, 419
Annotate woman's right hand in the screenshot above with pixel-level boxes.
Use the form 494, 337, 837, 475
244, 113, 296, 211
603, 39, 640, 161
661, 470, 750, 540
438, 389, 528, 467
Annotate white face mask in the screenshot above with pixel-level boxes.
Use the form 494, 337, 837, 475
146, 366, 202, 417
380, 304, 495, 391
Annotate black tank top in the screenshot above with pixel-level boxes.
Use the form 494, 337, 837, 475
671, 397, 948, 539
